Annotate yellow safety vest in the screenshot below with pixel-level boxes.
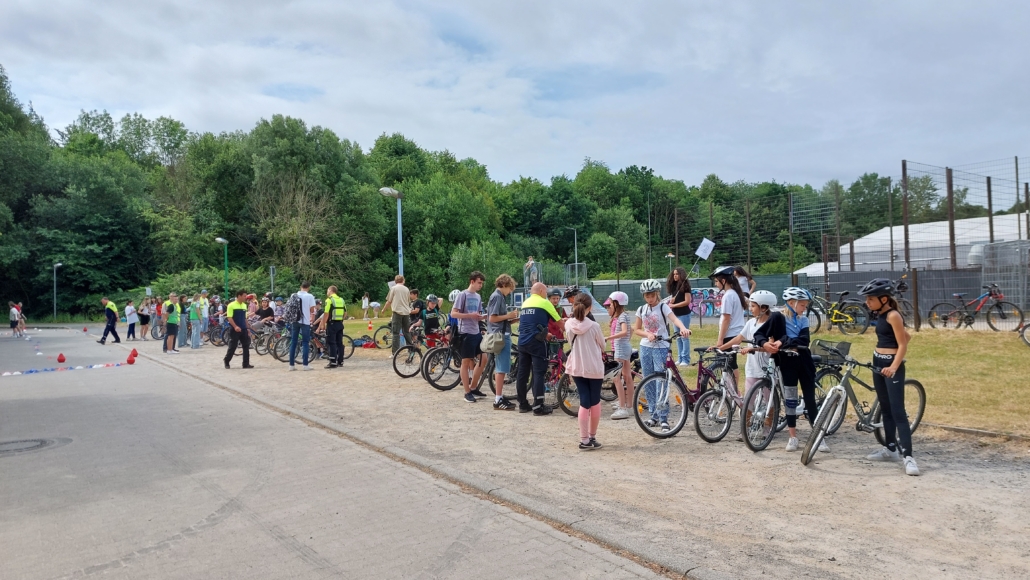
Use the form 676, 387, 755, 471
328, 294, 345, 321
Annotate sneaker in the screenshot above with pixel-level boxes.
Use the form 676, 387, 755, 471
867, 447, 900, 462
904, 456, 920, 476
171, 349, 180, 354
532, 405, 553, 416
470, 389, 488, 398
677, 361, 689, 367
325, 363, 338, 369
96, 340, 105, 344
643, 418, 658, 428
660, 421, 670, 432
579, 441, 595, 451
785, 437, 799, 452
493, 399, 516, 411
818, 439, 830, 453
519, 405, 533, 413
464, 392, 477, 403
589, 438, 603, 449
611, 401, 620, 410
289, 365, 297, 371
302, 365, 314, 371
611, 408, 631, 420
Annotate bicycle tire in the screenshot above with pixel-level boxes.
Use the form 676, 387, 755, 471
342, 334, 354, 359
556, 373, 578, 417
814, 368, 847, 435
392, 345, 423, 378
424, 348, 461, 391
741, 378, 779, 452
1020, 324, 1030, 348
271, 335, 288, 362
374, 325, 392, 349
801, 389, 842, 466
151, 324, 165, 340
986, 301, 1024, 332
807, 308, 822, 334
838, 304, 870, 335
927, 302, 959, 329
873, 379, 926, 446
897, 298, 918, 329
632, 373, 689, 439
694, 389, 734, 443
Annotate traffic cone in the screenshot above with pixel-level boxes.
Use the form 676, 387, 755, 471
83, 327, 88, 333
367, 320, 373, 331
57, 353, 66, 363
130, 348, 139, 357
126, 356, 135, 365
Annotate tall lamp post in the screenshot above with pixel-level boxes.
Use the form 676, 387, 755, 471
215, 238, 229, 298
564, 226, 578, 286
665, 253, 675, 273
53, 263, 62, 321
379, 187, 404, 276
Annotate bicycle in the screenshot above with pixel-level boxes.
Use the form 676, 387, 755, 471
1020, 323, 1030, 348
556, 351, 622, 417
632, 341, 726, 439
392, 325, 444, 378
692, 348, 748, 443
738, 347, 809, 452
821, 291, 870, 335
801, 341, 926, 465
927, 283, 1024, 331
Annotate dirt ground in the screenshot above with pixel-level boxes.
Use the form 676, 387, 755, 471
133, 338, 1030, 580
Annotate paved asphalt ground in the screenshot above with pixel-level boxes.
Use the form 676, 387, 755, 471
0, 328, 662, 580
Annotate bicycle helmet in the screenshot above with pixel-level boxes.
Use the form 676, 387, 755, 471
275, 296, 283, 301
563, 285, 580, 300
858, 278, 894, 297
547, 287, 562, 298
749, 290, 777, 308
426, 294, 438, 303
448, 289, 461, 302
640, 279, 662, 294
606, 291, 629, 306
782, 287, 811, 302
709, 266, 735, 279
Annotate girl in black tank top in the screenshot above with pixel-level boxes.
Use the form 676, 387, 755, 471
860, 279, 919, 476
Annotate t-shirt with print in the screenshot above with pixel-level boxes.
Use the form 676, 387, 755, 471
486, 290, 510, 334
453, 290, 482, 335
636, 302, 674, 348
720, 290, 745, 338
741, 318, 770, 379
610, 312, 632, 349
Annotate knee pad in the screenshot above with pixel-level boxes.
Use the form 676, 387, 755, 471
784, 386, 798, 415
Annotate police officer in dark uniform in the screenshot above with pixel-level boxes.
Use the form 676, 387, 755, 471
224, 289, 254, 369
515, 283, 562, 415
321, 285, 346, 368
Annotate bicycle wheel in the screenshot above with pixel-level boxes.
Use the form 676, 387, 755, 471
392, 346, 423, 378
986, 301, 1024, 332
838, 304, 870, 335
927, 302, 959, 329
1020, 324, 1030, 348
807, 307, 822, 334
897, 298, 918, 329
814, 368, 847, 435
694, 389, 734, 443
801, 389, 842, 466
542, 367, 561, 410
632, 373, 689, 439
424, 348, 461, 391
151, 324, 165, 340
741, 379, 779, 452
556, 374, 579, 417
341, 334, 355, 359
873, 379, 926, 446
374, 325, 393, 349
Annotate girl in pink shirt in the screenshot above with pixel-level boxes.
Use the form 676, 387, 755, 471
564, 293, 606, 450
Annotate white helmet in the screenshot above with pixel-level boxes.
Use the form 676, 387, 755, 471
782, 287, 811, 302
640, 279, 662, 294
448, 289, 461, 302
749, 290, 777, 308
606, 291, 629, 306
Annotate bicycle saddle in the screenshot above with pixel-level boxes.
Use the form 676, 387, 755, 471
811, 354, 822, 364
694, 347, 712, 353
952, 293, 966, 298
834, 291, 850, 298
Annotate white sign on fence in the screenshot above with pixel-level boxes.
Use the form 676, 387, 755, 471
145, 287, 152, 296
695, 238, 716, 260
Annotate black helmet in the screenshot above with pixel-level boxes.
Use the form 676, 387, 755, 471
709, 265, 735, 279
547, 288, 562, 298
858, 278, 894, 297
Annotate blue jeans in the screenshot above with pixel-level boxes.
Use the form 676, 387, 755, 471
178, 322, 189, 347
676, 313, 692, 363
640, 345, 670, 422
495, 335, 512, 374
289, 323, 311, 366
190, 320, 202, 348
200, 317, 209, 333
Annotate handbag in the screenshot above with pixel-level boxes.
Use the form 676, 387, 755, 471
481, 331, 505, 354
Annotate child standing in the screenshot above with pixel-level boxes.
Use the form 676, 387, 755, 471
604, 291, 633, 419
125, 300, 139, 340
565, 293, 606, 450
633, 279, 691, 431
719, 290, 776, 394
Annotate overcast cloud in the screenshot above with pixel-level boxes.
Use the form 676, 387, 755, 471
2, 0, 1027, 186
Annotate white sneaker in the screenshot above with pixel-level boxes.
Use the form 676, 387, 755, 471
166, 351, 179, 355
611, 408, 631, 420
904, 456, 920, 476
818, 439, 830, 453
611, 401, 620, 410
677, 361, 689, 367
302, 365, 314, 371
867, 447, 900, 462
289, 365, 297, 371
785, 437, 798, 452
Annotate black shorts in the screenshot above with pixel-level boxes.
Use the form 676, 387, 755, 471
166, 323, 178, 338
139, 314, 150, 325
459, 332, 482, 360
9, 320, 17, 329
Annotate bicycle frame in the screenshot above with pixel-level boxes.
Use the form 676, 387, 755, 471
822, 360, 883, 433
957, 289, 1001, 314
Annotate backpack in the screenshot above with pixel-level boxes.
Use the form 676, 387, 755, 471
282, 293, 302, 324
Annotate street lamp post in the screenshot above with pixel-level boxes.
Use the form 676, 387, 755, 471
215, 238, 229, 298
564, 227, 578, 286
665, 253, 675, 273
53, 263, 62, 321
379, 187, 404, 276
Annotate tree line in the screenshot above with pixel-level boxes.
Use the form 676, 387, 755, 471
0, 64, 990, 317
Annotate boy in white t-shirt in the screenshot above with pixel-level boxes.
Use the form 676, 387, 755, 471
718, 290, 777, 394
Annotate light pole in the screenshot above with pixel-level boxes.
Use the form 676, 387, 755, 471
53, 263, 62, 320
564, 226, 580, 286
379, 187, 404, 276
665, 253, 675, 273
215, 238, 229, 298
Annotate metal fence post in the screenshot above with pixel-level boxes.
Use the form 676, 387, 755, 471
987, 176, 994, 243
1025, 183, 1029, 242
822, 233, 830, 299
947, 167, 957, 270
911, 267, 921, 332
902, 160, 911, 268
849, 237, 855, 271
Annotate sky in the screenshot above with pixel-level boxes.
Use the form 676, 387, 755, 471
2, 0, 1028, 187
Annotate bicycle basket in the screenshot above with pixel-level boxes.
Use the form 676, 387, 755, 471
812, 340, 850, 366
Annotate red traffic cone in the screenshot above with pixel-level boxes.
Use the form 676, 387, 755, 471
83, 327, 89, 333
126, 356, 135, 365
130, 348, 139, 357
367, 320, 373, 331
57, 353, 66, 363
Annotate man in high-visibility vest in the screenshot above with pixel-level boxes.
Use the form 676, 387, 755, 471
163, 292, 181, 353
98, 297, 121, 344
223, 289, 254, 369
319, 285, 346, 368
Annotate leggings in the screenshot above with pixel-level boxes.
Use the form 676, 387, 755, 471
780, 357, 817, 429
573, 376, 602, 442
873, 352, 912, 457
127, 323, 136, 339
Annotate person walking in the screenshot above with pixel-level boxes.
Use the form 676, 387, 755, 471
223, 290, 254, 369
362, 293, 370, 319
667, 266, 693, 366
452, 272, 489, 403
189, 293, 204, 349
320, 285, 346, 369
486, 274, 518, 410
162, 293, 180, 353
138, 298, 151, 341
381, 275, 412, 354
288, 282, 317, 371
125, 300, 138, 340
565, 292, 606, 450
98, 297, 121, 344
515, 283, 561, 415
9, 302, 22, 338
